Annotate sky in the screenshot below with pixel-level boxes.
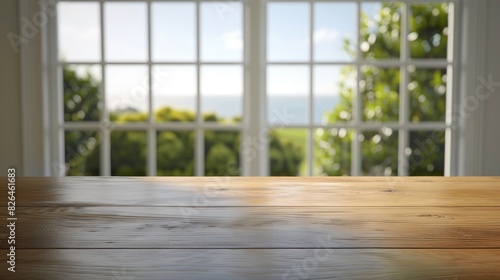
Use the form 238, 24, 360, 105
58, 1, 371, 112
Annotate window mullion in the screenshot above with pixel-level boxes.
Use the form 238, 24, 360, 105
307, 1, 314, 176
243, 0, 267, 176
100, 0, 111, 176
195, 0, 204, 176
352, 1, 361, 176
398, 2, 410, 176
146, 0, 156, 176
445, 2, 458, 176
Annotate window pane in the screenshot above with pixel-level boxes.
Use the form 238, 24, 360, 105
360, 66, 400, 122
58, 2, 100, 62
201, 66, 243, 123
361, 128, 398, 176
157, 131, 194, 175
200, 2, 243, 62
314, 3, 356, 61
152, 3, 196, 62
269, 129, 306, 176
106, 65, 149, 122
268, 3, 309, 62
409, 67, 446, 122
63, 65, 102, 122
409, 3, 449, 59
314, 128, 351, 176
111, 131, 146, 176
64, 130, 101, 176
153, 65, 196, 122
409, 130, 445, 175
361, 2, 401, 59
268, 66, 309, 125
104, 3, 147, 62
314, 65, 355, 124
205, 130, 241, 176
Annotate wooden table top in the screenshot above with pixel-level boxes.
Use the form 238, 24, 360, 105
1, 177, 500, 279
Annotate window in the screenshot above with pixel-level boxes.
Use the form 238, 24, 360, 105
59, 1, 244, 176
56, 0, 458, 176
266, 1, 454, 176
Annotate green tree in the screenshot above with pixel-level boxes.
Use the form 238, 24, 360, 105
63, 67, 101, 122
269, 130, 304, 176
63, 67, 302, 176
316, 3, 448, 176
63, 66, 101, 175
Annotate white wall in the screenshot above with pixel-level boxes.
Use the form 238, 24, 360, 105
481, 0, 500, 175
0, 0, 23, 176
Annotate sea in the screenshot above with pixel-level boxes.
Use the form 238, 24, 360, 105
151, 95, 341, 123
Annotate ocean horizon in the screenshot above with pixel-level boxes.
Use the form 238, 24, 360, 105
110, 95, 342, 123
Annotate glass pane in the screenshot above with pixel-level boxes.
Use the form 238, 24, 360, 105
409, 130, 445, 175
314, 3, 356, 61
314, 128, 351, 176
64, 130, 101, 176
152, 3, 196, 62
157, 131, 195, 175
58, 2, 100, 61
409, 3, 449, 59
361, 2, 401, 59
267, 66, 309, 125
201, 66, 243, 123
361, 128, 398, 176
111, 130, 146, 176
314, 65, 355, 124
200, 2, 243, 62
63, 65, 102, 122
153, 65, 196, 122
409, 67, 446, 122
361, 66, 400, 122
268, 3, 309, 62
104, 3, 147, 62
269, 129, 306, 176
106, 65, 149, 122
205, 130, 241, 176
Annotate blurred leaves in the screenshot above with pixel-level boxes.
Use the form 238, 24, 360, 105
64, 66, 302, 176
64, 130, 100, 176
316, 2, 448, 176
64, 66, 101, 122
409, 3, 449, 59
64, 2, 449, 176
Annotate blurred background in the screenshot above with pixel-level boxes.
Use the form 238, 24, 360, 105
1, 0, 499, 176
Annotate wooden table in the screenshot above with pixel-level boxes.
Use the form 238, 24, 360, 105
1, 177, 500, 279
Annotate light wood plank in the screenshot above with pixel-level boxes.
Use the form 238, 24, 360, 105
2, 177, 500, 207
3, 206, 499, 249
1, 249, 499, 279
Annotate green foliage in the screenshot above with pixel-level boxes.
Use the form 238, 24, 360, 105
63, 67, 101, 121
110, 131, 147, 176
63, 67, 302, 176
360, 3, 402, 59
314, 128, 352, 176
316, 3, 448, 176
64, 3, 447, 177
64, 130, 100, 176
409, 4, 449, 59
269, 130, 304, 176
157, 131, 195, 176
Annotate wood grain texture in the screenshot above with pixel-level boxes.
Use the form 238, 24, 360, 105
1, 249, 500, 280
2, 177, 500, 206
3, 206, 499, 249
1, 177, 499, 279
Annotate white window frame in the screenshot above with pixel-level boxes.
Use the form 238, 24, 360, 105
263, 0, 459, 176
19, 0, 487, 176
54, 0, 246, 176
